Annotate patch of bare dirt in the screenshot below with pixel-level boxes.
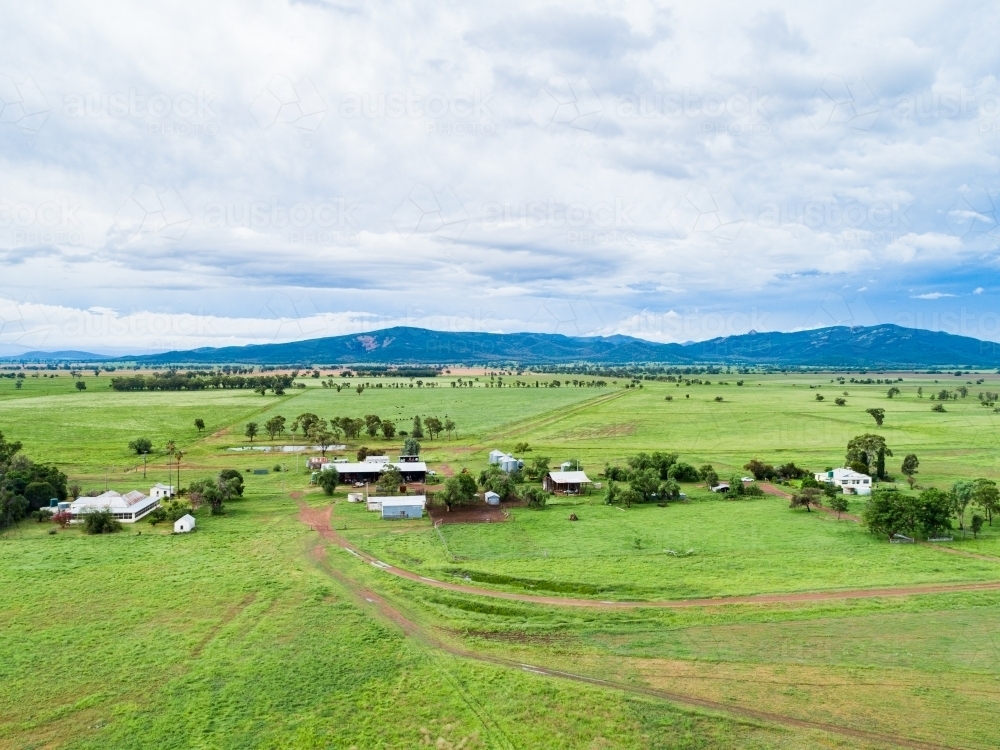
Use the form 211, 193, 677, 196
428, 503, 510, 525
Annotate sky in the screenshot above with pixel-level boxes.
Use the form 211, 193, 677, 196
1, 0, 1000, 355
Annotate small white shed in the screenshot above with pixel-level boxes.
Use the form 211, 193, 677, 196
485, 491, 501, 506
174, 514, 196, 533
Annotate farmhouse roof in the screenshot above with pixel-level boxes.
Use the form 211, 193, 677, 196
547, 471, 591, 484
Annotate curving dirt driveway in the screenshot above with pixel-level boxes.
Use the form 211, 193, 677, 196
298, 502, 1000, 609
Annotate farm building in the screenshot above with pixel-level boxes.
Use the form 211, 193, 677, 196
306, 456, 330, 470
488, 449, 507, 464
814, 468, 872, 495
322, 457, 427, 484
543, 470, 592, 494
484, 491, 500, 506
69, 489, 161, 523
174, 514, 195, 533
150, 483, 175, 500
379, 496, 426, 519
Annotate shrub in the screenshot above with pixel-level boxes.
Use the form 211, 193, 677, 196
667, 462, 699, 482
83, 509, 122, 534
318, 468, 340, 496
522, 487, 550, 508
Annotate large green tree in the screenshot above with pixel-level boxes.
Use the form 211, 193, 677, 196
846, 434, 892, 476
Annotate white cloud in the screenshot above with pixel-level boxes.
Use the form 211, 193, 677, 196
910, 292, 956, 299
974, 286, 985, 294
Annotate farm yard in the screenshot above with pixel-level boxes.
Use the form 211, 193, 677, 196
4, 368, 1000, 748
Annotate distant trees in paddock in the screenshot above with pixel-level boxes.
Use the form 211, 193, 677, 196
109, 372, 295, 394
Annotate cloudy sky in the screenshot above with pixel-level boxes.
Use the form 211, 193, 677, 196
1, 1, 999, 355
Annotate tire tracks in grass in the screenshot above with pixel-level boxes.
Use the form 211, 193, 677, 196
301, 512, 960, 750
299, 502, 1000, 609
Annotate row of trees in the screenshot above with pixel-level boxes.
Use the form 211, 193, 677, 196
243, 413, 457, 448
861, 482, 999, 540
109, 372, 295, 394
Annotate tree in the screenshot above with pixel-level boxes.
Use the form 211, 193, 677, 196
403, 437, 420, 456
815, 393, 824, 401
425, 417, 443, 439
478, 465, 518, 500
514, 441, 530, 454
264, 415, 286, 440
411, 416, 424, 438
292, 413, 323, 440
245, 422, 259, 442
364, 414, 382, 438
866, 408, 885, 427
931, 403, 946, 412
901, 454, 919, 482
743, 459, 775, 481
862, 487, 917, 541
876, 447, 886, 481
52, 509, 72, 528
887, 387, 901, 398
128, 437, 153, 455
526, 456, 550, 481
952, 480, 975, 533
827, 493, 850, 519
24, 481, 57, 511
314, 430, 336, 456
380, 421, 396, 439
194, 418, 205, 433
789, 487, 822, 512
846, 434, 892, 476
439, 472, 477, 509
444, 419, 456, 439
75, 381, 86, 391
666, 462, 698, 482
972, 514, 985, 539
834, 397, 846, 406
972, 478, 1000, 525
916, 488, 953, 538
318, 467, 339, 496
698, 464, 719, 487
83, 509, 122, 534
218, 469, 245, 496
522, 486, 550, 508
376, 467, 404, 496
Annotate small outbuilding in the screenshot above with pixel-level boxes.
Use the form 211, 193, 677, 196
543, 470, 592, 495
814, 468, 872, 495
150, 483, 175, 500
484, 491, 501, 506
379, 496, 426, 519
174, 514, 196, 533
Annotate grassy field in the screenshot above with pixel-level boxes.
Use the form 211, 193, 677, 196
3, 369, 1000, 747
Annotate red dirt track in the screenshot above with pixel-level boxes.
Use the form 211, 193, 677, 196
297, 503, 1000, 609
299, 500, 962, 750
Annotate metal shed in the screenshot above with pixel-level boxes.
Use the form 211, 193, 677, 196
379, 496, 426, 519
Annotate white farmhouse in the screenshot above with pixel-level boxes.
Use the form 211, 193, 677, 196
70, 489, 161, 523
174, 514, 196, 533
150, 483, 175, 500
814, 468, 872, 495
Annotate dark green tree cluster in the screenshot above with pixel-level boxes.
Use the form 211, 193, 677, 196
110, 372, 294, 394
0, 432, 69, 528
188, 470, 244, 516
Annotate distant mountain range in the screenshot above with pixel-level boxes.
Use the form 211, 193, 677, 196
4, 325, 999, 367
0, 350, 111, 362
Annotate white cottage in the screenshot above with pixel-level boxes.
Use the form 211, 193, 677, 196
814, 468, 872, 495
174, 514, 196, 533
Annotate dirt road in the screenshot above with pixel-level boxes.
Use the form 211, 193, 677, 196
298, 503, 1000, 609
